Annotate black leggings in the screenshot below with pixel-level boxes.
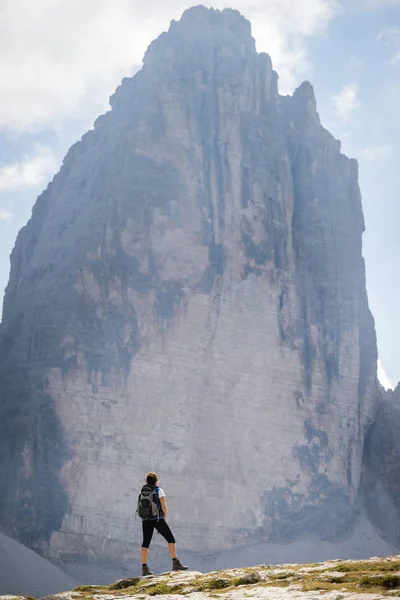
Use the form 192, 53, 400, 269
142, 519, 176, 548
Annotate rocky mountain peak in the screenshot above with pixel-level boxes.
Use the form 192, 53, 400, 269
142, 5, 256, 76
178, 5, 252, 35
0, 4, 390, 569
111, 6, 276, 119
284, 80, 321, 129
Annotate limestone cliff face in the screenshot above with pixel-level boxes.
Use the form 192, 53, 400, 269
0, 6, 378, 562
363, 387, 400, 547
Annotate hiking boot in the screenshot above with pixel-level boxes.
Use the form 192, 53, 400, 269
142, 564, 153, 576
172, 557, 188, 571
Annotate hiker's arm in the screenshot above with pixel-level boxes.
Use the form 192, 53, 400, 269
160, 496, 167, 517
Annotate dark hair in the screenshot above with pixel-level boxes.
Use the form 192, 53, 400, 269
146, 471, 158, 486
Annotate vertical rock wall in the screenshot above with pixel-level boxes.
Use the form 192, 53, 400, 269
0, 7, 378, 562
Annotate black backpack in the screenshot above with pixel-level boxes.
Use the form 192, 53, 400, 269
137, 484, 160, 520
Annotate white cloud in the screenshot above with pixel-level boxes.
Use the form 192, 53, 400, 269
0, 0, 337, 131
232, 0, 338, 93
0, 208, 13, 222
332, 83, 360, 121
377, 28, 400, 64
377, 28, 400, 41
377, 360, 396, 391
0, 145, 58, 191
360, 144, 394, 161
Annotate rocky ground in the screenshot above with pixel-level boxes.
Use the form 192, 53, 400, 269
4, 555, 400, 600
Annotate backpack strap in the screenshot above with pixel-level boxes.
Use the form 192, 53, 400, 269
154, 486, 162, 520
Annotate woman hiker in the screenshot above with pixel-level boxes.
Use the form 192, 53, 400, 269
138, 471, 188, 576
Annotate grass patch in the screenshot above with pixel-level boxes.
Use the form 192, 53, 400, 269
197, 578, 231, 591
75, 577, 182, 597
299, 569, 400, 594
109, 577, 141, 590
73, 585, 105, 593
302, 581, 334, 592
232, 572, 261, 586
262, 580, 290, 588
206, 578, 231, 590
144, 583, 185, 596
73, 586, 97, 592
335, 560, 400, 573
360, 575, 400, 589
326, 577, 346, 584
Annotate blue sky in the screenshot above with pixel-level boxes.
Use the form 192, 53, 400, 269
0, 0, 399, 388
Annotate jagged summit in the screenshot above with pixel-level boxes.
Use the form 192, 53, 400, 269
138, 6, 258, 92
178, 5, 252, 34
286, 80, 321, 128
111, 6, 276, 118
292, 80, 316, 102
144, 5, 255, 65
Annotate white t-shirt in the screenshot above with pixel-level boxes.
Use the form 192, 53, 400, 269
157, 487, 165, 498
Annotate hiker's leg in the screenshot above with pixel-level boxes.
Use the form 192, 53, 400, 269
141, 520, 155, 563
141, 546, 149, 564
154, 520, 176, 556
154, 521, 188, 571
168, 543, 177, 559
